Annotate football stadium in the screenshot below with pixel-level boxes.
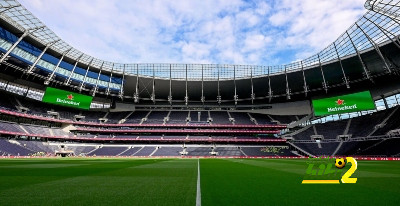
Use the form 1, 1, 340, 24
0, 0, 400, 205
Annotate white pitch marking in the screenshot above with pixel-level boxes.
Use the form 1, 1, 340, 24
196, 158, 201, 206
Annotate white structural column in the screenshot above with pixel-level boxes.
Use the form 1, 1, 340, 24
356, 22, 392, 73
233, 66, 238, 105
92, 61, 104, 97
65, 54, 84, 85
151, 64, 156, 103
345, 31, 372, 82
44, 48, 71, 85
27, 40, 60, 73
0, 30, 29, 64
119, 65, 125, 99
364, 16, 400, 49
284, 66, 291, 100
168, 64, 172, 105
201, 65, 205, 104
134, 64, 140, 103
217, 67, 221, 105
267, 66, 272, 102
300, 61, 309, 96
106, 63, 114, 96
185, 64, 188, 106
79, 58, 94, 91
332, 42, 350, 89
317, 54, 328, 93
250, 67, 255, 104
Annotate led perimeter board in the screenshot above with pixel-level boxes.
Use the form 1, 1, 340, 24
42, 87, 93, 110
312, 91, 375, 116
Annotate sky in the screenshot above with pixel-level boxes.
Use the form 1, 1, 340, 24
18, 0, 367, 66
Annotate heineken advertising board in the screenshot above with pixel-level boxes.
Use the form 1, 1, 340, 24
42, 87, 93, 110
312, 91, 375, 116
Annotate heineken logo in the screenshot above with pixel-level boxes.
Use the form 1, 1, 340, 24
336, 99, 344, 106
312, 91, 375, 116
67, 94, 74, 100
55, 94, 80, 106
42, 87, 93, 110
327, 99, 357, 113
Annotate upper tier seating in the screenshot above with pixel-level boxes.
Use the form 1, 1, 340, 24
347, 108, 395, 137
293, 126, 315, 140
81, 111, 107, 122
230, 112, 254, 124
125, 111, 149, 123
250, 113, 273, 125
269, 115, 299, 124
167, 111, 188, 124
294, 142, 339, 156
373, 107, 400, 135
0, 121, 26, 133
0, 97, 18, 110
106, 112, 131, 123
314, 120, 348, 139
210, 111, 231, 124
143, 111, 169, 124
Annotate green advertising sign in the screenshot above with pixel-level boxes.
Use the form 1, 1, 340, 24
312, 91, 375, 116
42, 87, 93, 110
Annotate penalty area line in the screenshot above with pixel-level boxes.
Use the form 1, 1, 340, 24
196, 158, 201, 206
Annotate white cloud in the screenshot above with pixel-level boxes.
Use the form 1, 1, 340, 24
18, 0, 366, 66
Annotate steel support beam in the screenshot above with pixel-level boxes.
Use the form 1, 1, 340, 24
0, 30, 29, 63
168, 65, 172, 105
106, 63, 114, 96
217, 67, 221, 105
119, 65, 125, 99
233, 66, 238, 105
364, 16, 400, 48
345, 31, 372, 82
151, 65, 155, 103
185, 64, 188, 106
284, 66, 291, 99
27, 40, 60, 73
250, 67, 255, 104
267, 66, 272, 102
300, 61, 309, 96
356, 23, 392, 73
79, 58, 94, 91
333, 42, 350, 88
44, 48, 71, 85
201, 65, 205, 104
64, 54, 84, 85
317, 54, 328, 93
92, 61, 104, 97
133, 64, 139, 103
0, 4, 21, 14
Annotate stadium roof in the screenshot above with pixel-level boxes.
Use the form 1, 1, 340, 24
0, 0, 400, 80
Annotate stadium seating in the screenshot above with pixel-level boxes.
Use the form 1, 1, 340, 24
167, 111, 188, 124
0, 139, 33, 156
153, 147, 182, 156
87, 146, 128, 156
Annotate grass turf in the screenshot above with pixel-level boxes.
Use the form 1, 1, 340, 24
0, 158, 399, 205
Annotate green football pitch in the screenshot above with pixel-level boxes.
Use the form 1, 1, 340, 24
0, 158, 399, 206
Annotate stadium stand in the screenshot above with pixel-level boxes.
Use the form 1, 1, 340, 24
0, 0, 400, 159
